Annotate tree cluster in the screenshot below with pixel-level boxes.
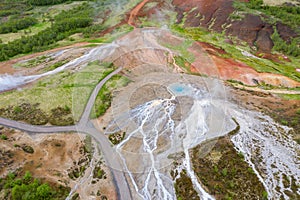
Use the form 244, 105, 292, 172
245, 0, 300, 28
0, 171, 68, 200
0, 1, 32, 17
0, 3, 93, 61
235, 0, 300, 57
0, 17, 38, 34
272, 30, 300, 57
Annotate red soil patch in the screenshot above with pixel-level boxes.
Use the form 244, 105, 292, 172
128, 0, 151, 27
190, 42, 300, 87
173, 0, 274, 52
173, 0, 235, 31
197, 41, 227, 56
171, 0, 297, 53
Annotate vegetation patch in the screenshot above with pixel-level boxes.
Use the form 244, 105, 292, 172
71, 192, 79, 200
191, 136, 267, 200
13, 55, 52, 69
0, 103, 74, 126
0, 103, 48, 125
174, 55, 192, 73
0, 17, 38, 34
0, 171, 69, 200
83, 135, 93, 159
86, 24, 134, 43
92, 160, 107, 181
0, 61, 116, 122
233, 0, 300, 29
0, 134, 8, 140
68, 137, 92, 180
0, 0, 133, 59
266, 100, 300, 141
162, 39, 195, 63
276, 93, 300, 101
108, 131, 125, 145
174, 170, 200, 200
43, 60, 68, 72
233, 0, 300, 58
21, 145, 34, 154
227, 118, 240, 136
0, 2, 93, 61
26, 0, 88, 6
48, 106, 74, 126
0, 2, 31, 18
92, 84, 112, 118
91, 74, 131, 118
271, 28, 300, 58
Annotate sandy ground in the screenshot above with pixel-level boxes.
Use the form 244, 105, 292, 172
0, 127, 116, 200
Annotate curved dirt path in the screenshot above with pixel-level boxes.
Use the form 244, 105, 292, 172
128, 0, 150, 27
79, 67, 122, 125
0, 67, 132, 200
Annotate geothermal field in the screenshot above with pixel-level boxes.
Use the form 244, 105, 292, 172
0, 0, 299, 200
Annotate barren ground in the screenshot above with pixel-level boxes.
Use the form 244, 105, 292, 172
0, 127, 116, 200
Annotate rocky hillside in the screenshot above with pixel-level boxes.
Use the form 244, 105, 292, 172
136, 0, 299, 55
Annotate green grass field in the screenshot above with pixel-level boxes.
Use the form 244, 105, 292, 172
0, 1, 87, 44
0, 22, 50, 44
0, 60, 117, 121
91, 74, 131, 118
276, 93, 300, 100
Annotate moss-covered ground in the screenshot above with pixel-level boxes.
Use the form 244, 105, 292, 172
191, 136, 267, 200
174, 170, 200, 200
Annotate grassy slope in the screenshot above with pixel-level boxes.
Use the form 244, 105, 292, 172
91, 74, 130, 118
0, 1, 86, 44
0, 60, 115, 121
170, 25, 300, 83
0, 0, 139, 61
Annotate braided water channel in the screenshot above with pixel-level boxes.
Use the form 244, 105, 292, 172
105, 81, 299, 200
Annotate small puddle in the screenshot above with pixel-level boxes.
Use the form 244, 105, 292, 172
167, 83, 193, 96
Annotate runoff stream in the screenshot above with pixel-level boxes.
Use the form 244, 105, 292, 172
0, 42, 119, 92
